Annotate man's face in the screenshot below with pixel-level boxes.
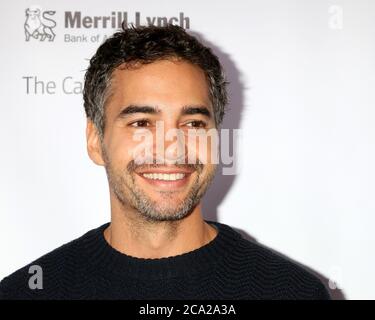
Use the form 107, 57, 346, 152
95, 59, 217, 222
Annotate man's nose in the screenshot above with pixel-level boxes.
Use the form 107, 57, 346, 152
153, 120, 187, 165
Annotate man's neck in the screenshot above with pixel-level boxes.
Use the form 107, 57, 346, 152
104, 198, 218, 259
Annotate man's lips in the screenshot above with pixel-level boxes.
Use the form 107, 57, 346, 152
135, 168, 195, 188
136, 167, 195, 174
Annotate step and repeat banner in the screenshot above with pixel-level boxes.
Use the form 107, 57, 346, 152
0, 0, 374, 299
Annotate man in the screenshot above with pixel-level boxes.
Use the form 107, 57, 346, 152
0, 25, 330, 299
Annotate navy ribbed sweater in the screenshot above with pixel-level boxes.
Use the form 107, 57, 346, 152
0, 220, 330, 300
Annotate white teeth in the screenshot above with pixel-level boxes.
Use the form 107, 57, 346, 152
142, 173, 186, 181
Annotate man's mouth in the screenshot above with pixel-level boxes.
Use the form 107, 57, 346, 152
135, 169, 195, 188
141, 173, 186, 181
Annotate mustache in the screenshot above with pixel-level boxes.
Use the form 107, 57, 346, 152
126, 160, 204, 174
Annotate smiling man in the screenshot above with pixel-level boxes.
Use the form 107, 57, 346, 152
0, 25, 330, 300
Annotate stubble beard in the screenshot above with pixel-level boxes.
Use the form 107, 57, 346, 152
102, 148, 216, 223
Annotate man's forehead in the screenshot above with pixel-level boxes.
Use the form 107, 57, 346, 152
107, 59, 213, 113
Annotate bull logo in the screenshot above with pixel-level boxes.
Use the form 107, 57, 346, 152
24, 8, 56, 41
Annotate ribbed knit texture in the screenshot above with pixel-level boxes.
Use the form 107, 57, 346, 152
0, 221, 330, 300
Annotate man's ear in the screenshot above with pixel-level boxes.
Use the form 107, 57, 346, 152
86, 119, 105, 166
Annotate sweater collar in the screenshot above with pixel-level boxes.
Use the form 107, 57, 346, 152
83, 220, 242, 280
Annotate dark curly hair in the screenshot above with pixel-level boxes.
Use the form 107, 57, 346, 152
83, 24, 228, 138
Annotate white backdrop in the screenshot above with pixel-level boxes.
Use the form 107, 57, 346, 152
0, 0, 374, 300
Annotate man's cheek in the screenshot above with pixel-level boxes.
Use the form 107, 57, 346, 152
187, 132, 219, 166
201, 164, 216, 181
127, 130, 154, 165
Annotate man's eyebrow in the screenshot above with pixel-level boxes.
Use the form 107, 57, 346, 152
181, 105, 212, 118
117, 105, 160, 118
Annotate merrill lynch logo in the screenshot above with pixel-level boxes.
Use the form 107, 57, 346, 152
24, 8, 190, 42
24, 8, 56, 41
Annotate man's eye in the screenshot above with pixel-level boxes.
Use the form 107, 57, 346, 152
186, 120, 207, 128
130, 120, 151, 127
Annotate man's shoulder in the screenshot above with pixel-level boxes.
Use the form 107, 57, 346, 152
0, 224, 104, 300
222, 225, 331, 299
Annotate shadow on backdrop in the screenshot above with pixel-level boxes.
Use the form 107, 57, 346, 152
191, 31, 346, 300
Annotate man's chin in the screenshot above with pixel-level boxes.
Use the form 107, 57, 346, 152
136, 181, 194, 203
140, 208, 192, 222
135, 196, 197, 222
